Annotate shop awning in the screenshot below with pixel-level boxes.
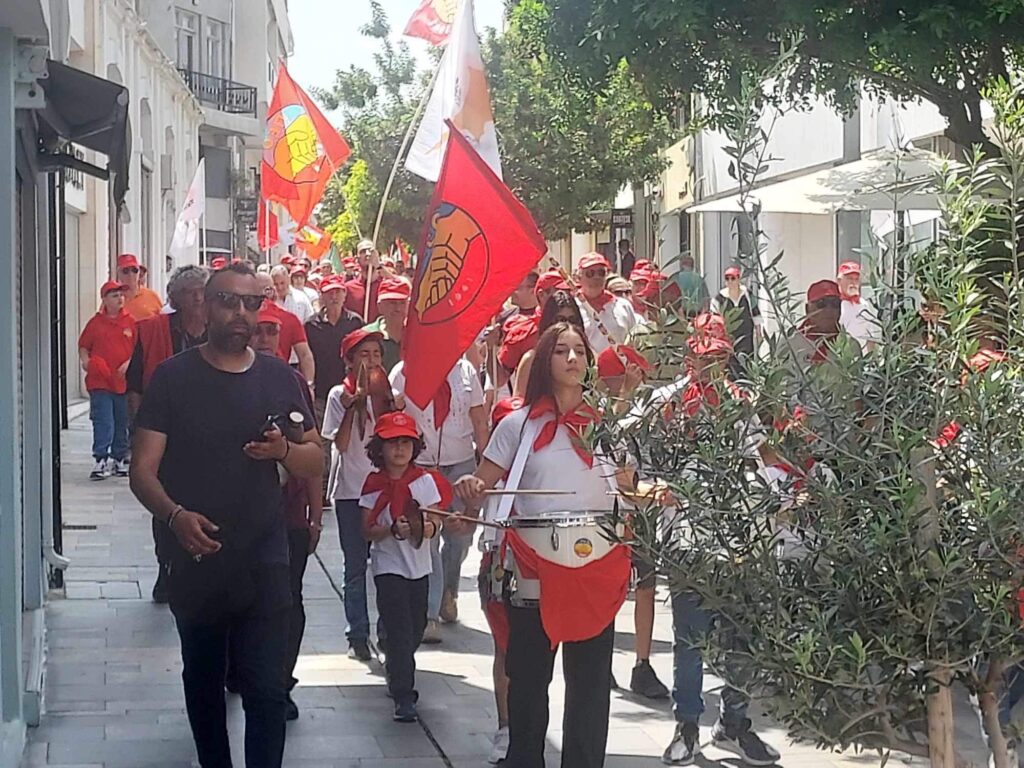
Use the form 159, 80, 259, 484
37, 60, 131, 208
686, 148, 957, 215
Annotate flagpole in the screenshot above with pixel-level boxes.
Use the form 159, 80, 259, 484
200, 213, 207, 265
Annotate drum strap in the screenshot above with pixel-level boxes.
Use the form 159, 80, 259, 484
495, 416, 544, 522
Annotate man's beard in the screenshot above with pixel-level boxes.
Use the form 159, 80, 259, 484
209, 321, 252, 353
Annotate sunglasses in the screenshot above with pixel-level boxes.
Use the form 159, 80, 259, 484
612, 289, 632, 297
120, 267, 139, 275
813, 297, 842, 310
725, 276, 739, 282
583, 269, 607, 279
213, 291, 264, 311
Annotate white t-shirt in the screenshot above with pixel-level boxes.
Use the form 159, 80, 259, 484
578, 295, 639, 355
301, 285, 320, 307
279, 287, 315, 324
840, 297, 881, 349
321, 385, 376, 500
483, 407, 616, 518
390, 359, 485, 467
360, 473, 442, 579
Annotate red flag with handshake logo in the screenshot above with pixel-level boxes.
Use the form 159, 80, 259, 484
403, 0, 457, 45
402, 121, 547, 409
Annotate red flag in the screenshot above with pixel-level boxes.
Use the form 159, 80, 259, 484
261, 62, 351, 229
296, 223, 332, 260
257, 199, 279, 249
395, 238, 413, 269
403, 0, 456, 45
402, 122, 547, 409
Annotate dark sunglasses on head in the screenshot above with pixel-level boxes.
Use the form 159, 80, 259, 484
813, 297, 842, 310
120, 267, 140, 275
213, 291, 264, 311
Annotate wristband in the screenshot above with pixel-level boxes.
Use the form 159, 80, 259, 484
278, 440, 291, 462
166, 504, 184, 529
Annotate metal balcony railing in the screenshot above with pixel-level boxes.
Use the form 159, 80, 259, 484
177, 68, 258, 117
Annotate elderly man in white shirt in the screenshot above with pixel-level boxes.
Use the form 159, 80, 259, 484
837, 261, 880, 351
575, 252, 640, 354
270, 264, 315, 324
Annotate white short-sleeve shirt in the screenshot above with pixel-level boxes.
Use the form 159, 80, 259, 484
279, 288, 315, 325
390, 359, 485, 467
840, 297, 881, 349
482, 407, 616, 518
579, 295, 639, 355
321, 385, 376, 500
360, 473, 442, 579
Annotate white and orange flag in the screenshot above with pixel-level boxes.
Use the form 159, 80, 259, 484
404, 0, 502, 182
404, 0, 458, 46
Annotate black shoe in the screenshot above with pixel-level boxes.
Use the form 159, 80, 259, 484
662, 721, 701, 765
285, 693, 299, 721
711, 718, 780, 766
630, 659, 670, 699
151, 576, 169, 604
393, 700, 418, 723
610, 671, 620, 690
348, 640, 372, 662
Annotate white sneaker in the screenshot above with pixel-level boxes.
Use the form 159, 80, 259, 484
89, 459, 109, 481
114, 458, 130, 477
488, 726, 509, 764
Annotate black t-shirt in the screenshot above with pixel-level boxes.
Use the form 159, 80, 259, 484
135, 348, 314, 562
305, 308, 363, 401
714, 291, 761, 355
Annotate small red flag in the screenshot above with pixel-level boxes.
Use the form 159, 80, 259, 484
257, 199, 279, 249
402, 122, 546, 409
403, 0, 456, 46
261, 62, 351, 229
296, 223, 332, 260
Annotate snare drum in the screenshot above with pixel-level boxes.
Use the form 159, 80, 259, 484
507, 512, 622, 607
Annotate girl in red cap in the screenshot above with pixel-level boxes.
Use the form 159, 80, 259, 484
360, 412, 442, 723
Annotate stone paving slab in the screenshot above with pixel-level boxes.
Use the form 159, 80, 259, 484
21, 420, 990, 767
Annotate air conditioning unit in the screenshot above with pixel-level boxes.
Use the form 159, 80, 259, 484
160, 154, 175, 191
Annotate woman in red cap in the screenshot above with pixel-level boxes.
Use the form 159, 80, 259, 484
360, 411, 443, 723
711, 265, 762, 357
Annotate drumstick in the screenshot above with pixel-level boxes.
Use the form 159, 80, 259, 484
482, 489, 576, 496
422, 507, 506, 530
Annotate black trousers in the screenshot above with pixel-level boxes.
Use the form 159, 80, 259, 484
284, 528, 310, 690
374, 574, 428, 705
505, 605, 615, 768
174, 576, 290, 768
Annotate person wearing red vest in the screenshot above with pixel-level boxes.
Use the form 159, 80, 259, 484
78, 280, 137, 480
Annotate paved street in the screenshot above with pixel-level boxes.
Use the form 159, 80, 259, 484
21, 416, 989, 768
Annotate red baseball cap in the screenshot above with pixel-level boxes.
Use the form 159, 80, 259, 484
280, 255, 296, 266
837, 261, 862, 278
320, 275, 347, 293
374, 411, 420, 440
578, 253, 611, 271
491, 396, 524, 429
289, 265, 308, 277
597, 345, 652, 380
100, 280, 126, 297
688, 313, 733, 356
341, 328, 384, 361
807, 279, 842, 303
498, 314, 539, 370
632, 259, 652, 273
211, 257, 227, 270
535, 270, 572, 295
116, 254, 140, 270
256, 307, 282, 326
724, 266, 741, 279
378, 278, 411, 302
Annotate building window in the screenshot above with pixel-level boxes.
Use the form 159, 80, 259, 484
205, 19, 227, 79
175, 9, 198, 71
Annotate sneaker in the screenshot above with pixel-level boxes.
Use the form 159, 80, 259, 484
348, 640, 372, 662
711, 718, 780, 766
114, 458, 130, 477
488, 726, 510, 764
285, 693, 299, 721
393, 700, 418, 723
421, 619, 442, 645
662, 721, 701, 765
630, 659, 670, 699
440, 589, 458, 623
89, 459, 108, 481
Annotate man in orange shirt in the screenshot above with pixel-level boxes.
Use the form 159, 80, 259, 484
118, 254, 164, 320
78, 280, 137, 480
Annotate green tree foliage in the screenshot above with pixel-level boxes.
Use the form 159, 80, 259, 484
484, 0, 673, 239
542, 0, 1024, 154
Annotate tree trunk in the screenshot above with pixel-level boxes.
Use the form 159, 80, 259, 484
928, 668, 957, 768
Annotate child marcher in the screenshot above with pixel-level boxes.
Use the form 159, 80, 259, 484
78, 280, 136, 480
359, 412, 442, 723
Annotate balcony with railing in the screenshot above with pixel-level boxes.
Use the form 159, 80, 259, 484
177, 68, 257, 117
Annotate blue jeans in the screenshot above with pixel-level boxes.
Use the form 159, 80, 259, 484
335, 499, 370, 644
671, 591, 748, 726
429, 459, 477, 600
89, 390, 129, 461
1000, 663, 1024, 730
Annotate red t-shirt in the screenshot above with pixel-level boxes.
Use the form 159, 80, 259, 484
344, 276, 382, 322
262, 301, 308, 362
77, 310, 137, 394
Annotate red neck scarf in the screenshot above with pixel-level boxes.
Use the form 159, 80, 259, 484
585, 290, 616, 313
433, 380, 452, 430
769, 457, 816, 491
845, 294, 861, 305
361, 464, 428, 524
528, 395, 599, 467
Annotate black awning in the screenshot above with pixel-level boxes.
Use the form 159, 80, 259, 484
38, 60, 131, 208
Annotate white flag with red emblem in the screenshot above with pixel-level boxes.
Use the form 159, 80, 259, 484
168, 159, 205, 263
405, 0, 502, 182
